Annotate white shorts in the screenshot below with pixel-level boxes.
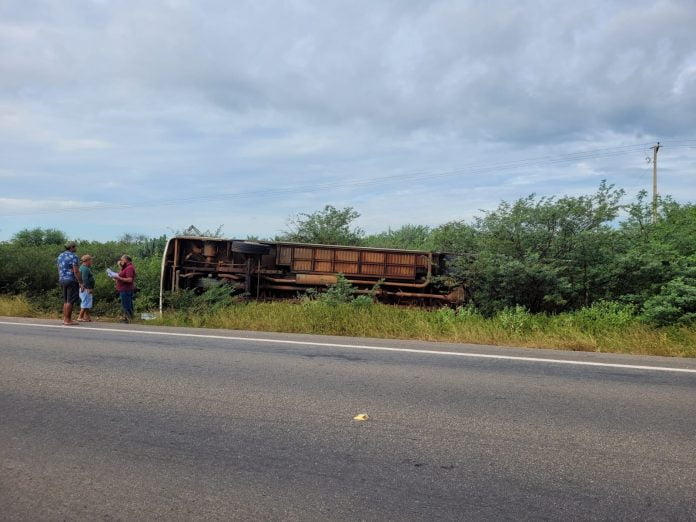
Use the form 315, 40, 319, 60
80, 289, 93, 309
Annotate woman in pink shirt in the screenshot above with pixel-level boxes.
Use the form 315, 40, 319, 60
113, 255, 136, 323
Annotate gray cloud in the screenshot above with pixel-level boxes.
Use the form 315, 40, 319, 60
0, 0, 694, 240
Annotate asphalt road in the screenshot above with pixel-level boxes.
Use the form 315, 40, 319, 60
1, 318, 695, 521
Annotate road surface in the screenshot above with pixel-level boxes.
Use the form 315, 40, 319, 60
1, 318, 695, 520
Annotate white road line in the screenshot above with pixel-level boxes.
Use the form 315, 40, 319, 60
1, 320, 695, 374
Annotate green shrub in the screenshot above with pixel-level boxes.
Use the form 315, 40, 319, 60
300, 274, 378, 308
433, 307, 456, 325
131, 255, 162, 311
163, 285, 236, 314
571, 301, 637, 329
319, 274, 356, 306
163, 289, 199, 310
495, 305, 535, 334
455, 304, 482, 320
196, 285, 236, 312
0, 244, 63, 295
351, 294, 375, 308
642, 277, 696, 326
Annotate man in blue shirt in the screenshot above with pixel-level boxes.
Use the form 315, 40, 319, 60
56, 241, 84, 325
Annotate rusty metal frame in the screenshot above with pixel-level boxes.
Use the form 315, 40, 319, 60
161, 237, 463, 307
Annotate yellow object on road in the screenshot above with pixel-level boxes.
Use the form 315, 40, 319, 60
353, 413, 369, 421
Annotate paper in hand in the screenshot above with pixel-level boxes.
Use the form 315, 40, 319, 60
106, 268, 118, 279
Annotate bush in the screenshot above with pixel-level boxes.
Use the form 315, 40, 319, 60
642, 277, 696, 326
351, 294, 375, 308
494, 305, 535, 334
0, 244, 63, 295
301, 274, 378, 308
131, 255, 163, 311
433, 307, 457, 326
571, 301, 637, 329
319, 274, 356, 306
456, 304, 483, 320
163, 284, 236, 314
641, 256, 696, 326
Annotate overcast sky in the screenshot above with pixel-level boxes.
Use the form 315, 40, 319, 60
1, 0, 695, 241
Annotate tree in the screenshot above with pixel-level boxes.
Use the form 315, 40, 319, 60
170, 225, 225, 238
12, 228, 68, 247
363, 225, 433, 250
462, 182, 626, 313
601, 196, 695, 308
642, 256, 696, 326
279, 205, 363, 245
651, 200, 696, 256
474, 181, 624, 260
118, 233, 150, 244
134, 235, 168, 258
431, 221, 478, 253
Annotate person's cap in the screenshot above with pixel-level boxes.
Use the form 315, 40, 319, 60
65, 240, 77, 249
81, 254, 93, 262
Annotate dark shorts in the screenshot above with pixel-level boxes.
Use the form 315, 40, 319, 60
61, 280, 80, 305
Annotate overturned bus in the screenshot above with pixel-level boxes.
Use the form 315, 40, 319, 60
159, 236, 464, 311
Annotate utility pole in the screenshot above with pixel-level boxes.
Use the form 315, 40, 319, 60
651, 141, 660, 224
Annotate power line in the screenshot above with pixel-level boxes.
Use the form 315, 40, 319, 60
0, 143, 655, 216
0, 140, 691, 217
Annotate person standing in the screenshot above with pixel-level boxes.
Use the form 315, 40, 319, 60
56, 241, 83, 326
113, 255, 136, 323
77, 254, 95, 322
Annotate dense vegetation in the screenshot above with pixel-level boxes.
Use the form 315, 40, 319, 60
1, 183, 695, 342
0, 232, 166, 317
277, 183, 696, 326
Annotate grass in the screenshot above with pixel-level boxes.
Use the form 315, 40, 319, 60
152, 300, 696, 358
2, 295, 695, 358
0, 294, 120, 321
0, 295, 34, 317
